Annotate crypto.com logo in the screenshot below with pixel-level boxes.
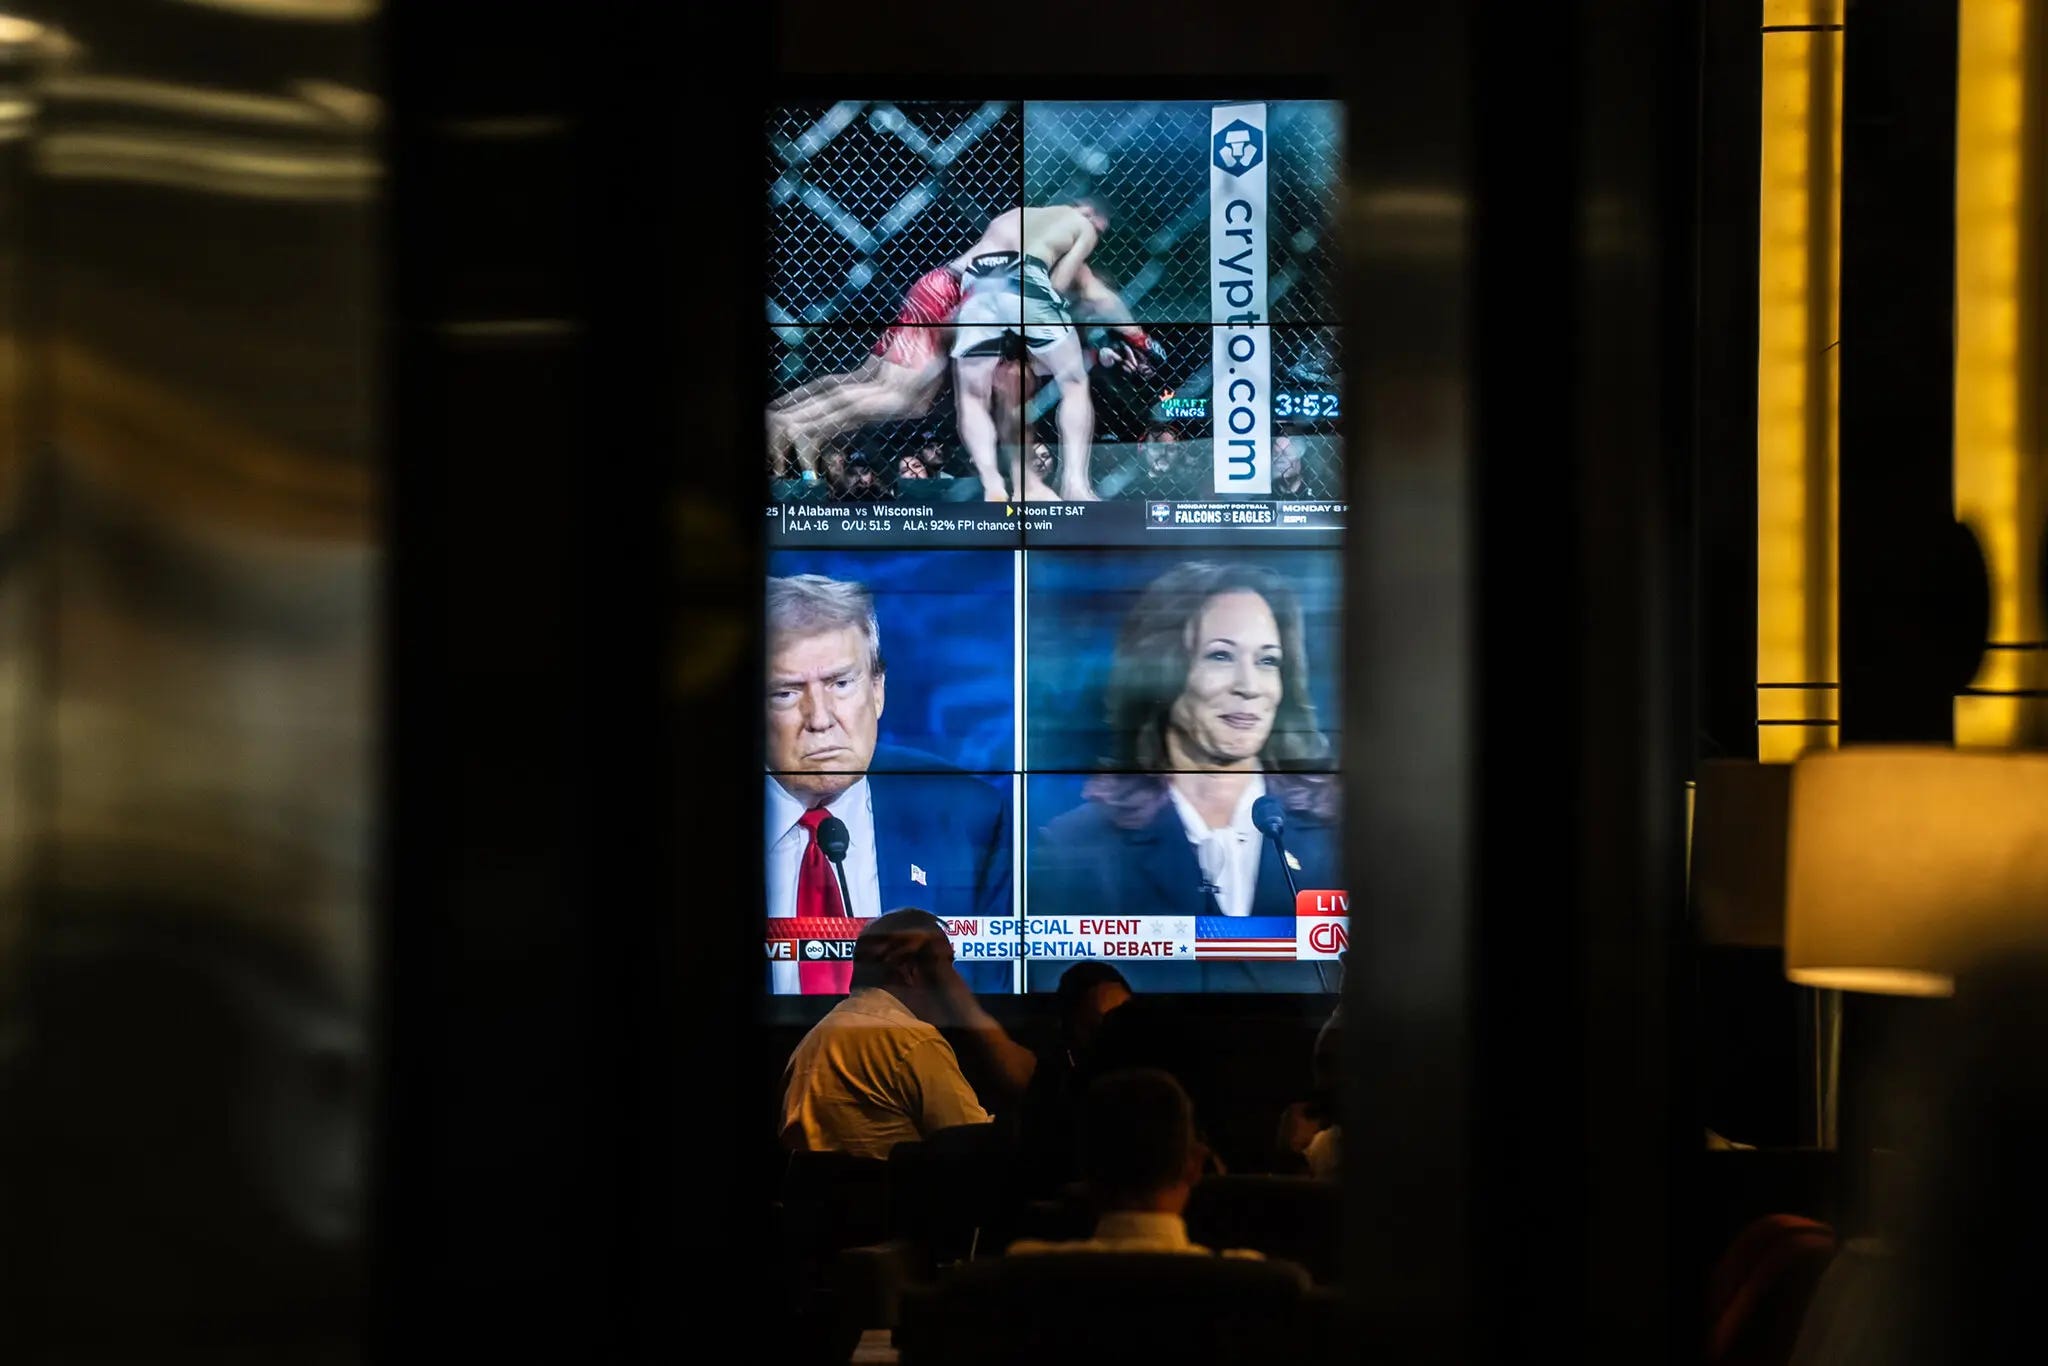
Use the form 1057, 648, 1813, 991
1213, 120, 1264, 176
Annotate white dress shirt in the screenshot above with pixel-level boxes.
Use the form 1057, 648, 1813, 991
1305, 1125, 1341, 1179
779, 987, 990, 1159
766, 775, 886, 995
1166, 774, 1266, 918
1007, 1210, 1264, 1259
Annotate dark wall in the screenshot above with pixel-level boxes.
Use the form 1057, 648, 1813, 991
1697, 0, 1761, 764
1693, 3, 1801, 1152
1345, 2, 1697, 1361
380, 6, 766, 1360
1838, 0, 1977, 742
1834, 0, 1979, 1239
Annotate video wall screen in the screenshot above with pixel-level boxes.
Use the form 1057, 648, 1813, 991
762, 97, 1348, 994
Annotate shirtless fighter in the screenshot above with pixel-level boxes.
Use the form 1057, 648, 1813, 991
769, 204, 1151, 502
951, 200, 1130, 502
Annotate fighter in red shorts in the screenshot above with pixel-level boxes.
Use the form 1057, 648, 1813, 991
873, 265, 964, 367
767, 260, 970, 478
767, 209, 1148, 496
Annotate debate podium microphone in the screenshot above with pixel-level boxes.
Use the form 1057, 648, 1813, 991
816, 814, 855, 916
1251, 796, 1300, 899
1255, 794, 1329, 991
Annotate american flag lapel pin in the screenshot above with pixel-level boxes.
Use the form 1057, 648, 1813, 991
911, 864, 927, 886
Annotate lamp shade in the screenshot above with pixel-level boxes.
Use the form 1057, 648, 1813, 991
1784, 746, 2048, 996
1691, 759, 1795, 947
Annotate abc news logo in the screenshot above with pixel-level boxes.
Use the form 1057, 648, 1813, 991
764, 940, 856, 961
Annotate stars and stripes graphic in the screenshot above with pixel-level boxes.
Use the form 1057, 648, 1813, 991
1193, 916, 1297, 959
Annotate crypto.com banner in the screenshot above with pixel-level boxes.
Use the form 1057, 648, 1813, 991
1210, 101, 1270, 495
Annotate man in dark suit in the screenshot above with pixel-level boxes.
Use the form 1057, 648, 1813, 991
766, 574, 1013, 994
867, 743, 1010, 953
1030, 777, 1340, 992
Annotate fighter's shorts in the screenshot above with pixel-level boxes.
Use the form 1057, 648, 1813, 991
950, 252, 1078, 360
870, 266, 963, 368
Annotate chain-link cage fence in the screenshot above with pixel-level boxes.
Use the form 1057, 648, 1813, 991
767, 99, 1339, 327
765, 99, 1343, 502
767, 101, 1021, 325
768, 322, 1344, 503
1022, 100, 1341, 325
1028, 325, 1345, 501
770, 321, 1343, 501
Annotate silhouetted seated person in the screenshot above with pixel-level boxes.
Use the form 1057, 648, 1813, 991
1009, 1068, 1260, 1259
1062, 962, 1135, 1052
1303, 1004, 1342, 1179
1069, 989, 1237, 1170
1019, 963, 1133, 1193
1276, 967, 1345, 1177
780, 909, 1033, 1160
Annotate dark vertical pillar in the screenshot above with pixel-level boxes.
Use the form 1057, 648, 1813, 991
1341, 1, 1477, 1353
1344, 1, 1696, 1360
1837, 0, 1973, 744
1698, 1, 1764, 766
1694, 1, 1807, 1155
1833, 0, 1975, 1242
381, 10, 587, 1357
381, 8, 770, 1357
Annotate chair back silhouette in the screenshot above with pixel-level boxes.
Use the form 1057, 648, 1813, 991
1008, 1186, 1094, 1248
775, 1150, 893, 1364
778, 1149, 891, 1272
895, 1251, 1327, 1365
887, 1121, 1016, 1271
1184, 1174, 1343, 1283
1699, 1149, 1841, 1267
1705, 1213, 1838, 1366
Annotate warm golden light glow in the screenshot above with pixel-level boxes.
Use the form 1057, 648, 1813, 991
1784, 747, 2048, 996
1756, 3, 1843, 762
1683, 779, 1696, 888
1954, 0, 2048, 745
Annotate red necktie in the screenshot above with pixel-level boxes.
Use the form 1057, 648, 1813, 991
796, 806, 854, 995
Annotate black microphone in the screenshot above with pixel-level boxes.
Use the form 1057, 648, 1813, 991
1254, 797, 1335, 992
816, 814, 855, 916
1251, 795, 1300, 899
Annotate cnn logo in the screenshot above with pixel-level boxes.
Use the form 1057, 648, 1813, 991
1296, 890, 1349, 959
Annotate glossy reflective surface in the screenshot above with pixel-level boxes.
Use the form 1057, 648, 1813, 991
2, 2, 378, 1353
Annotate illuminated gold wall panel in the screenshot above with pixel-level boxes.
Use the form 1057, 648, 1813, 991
1954, 0, 2048, 747
1757, 0, 1843, 761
